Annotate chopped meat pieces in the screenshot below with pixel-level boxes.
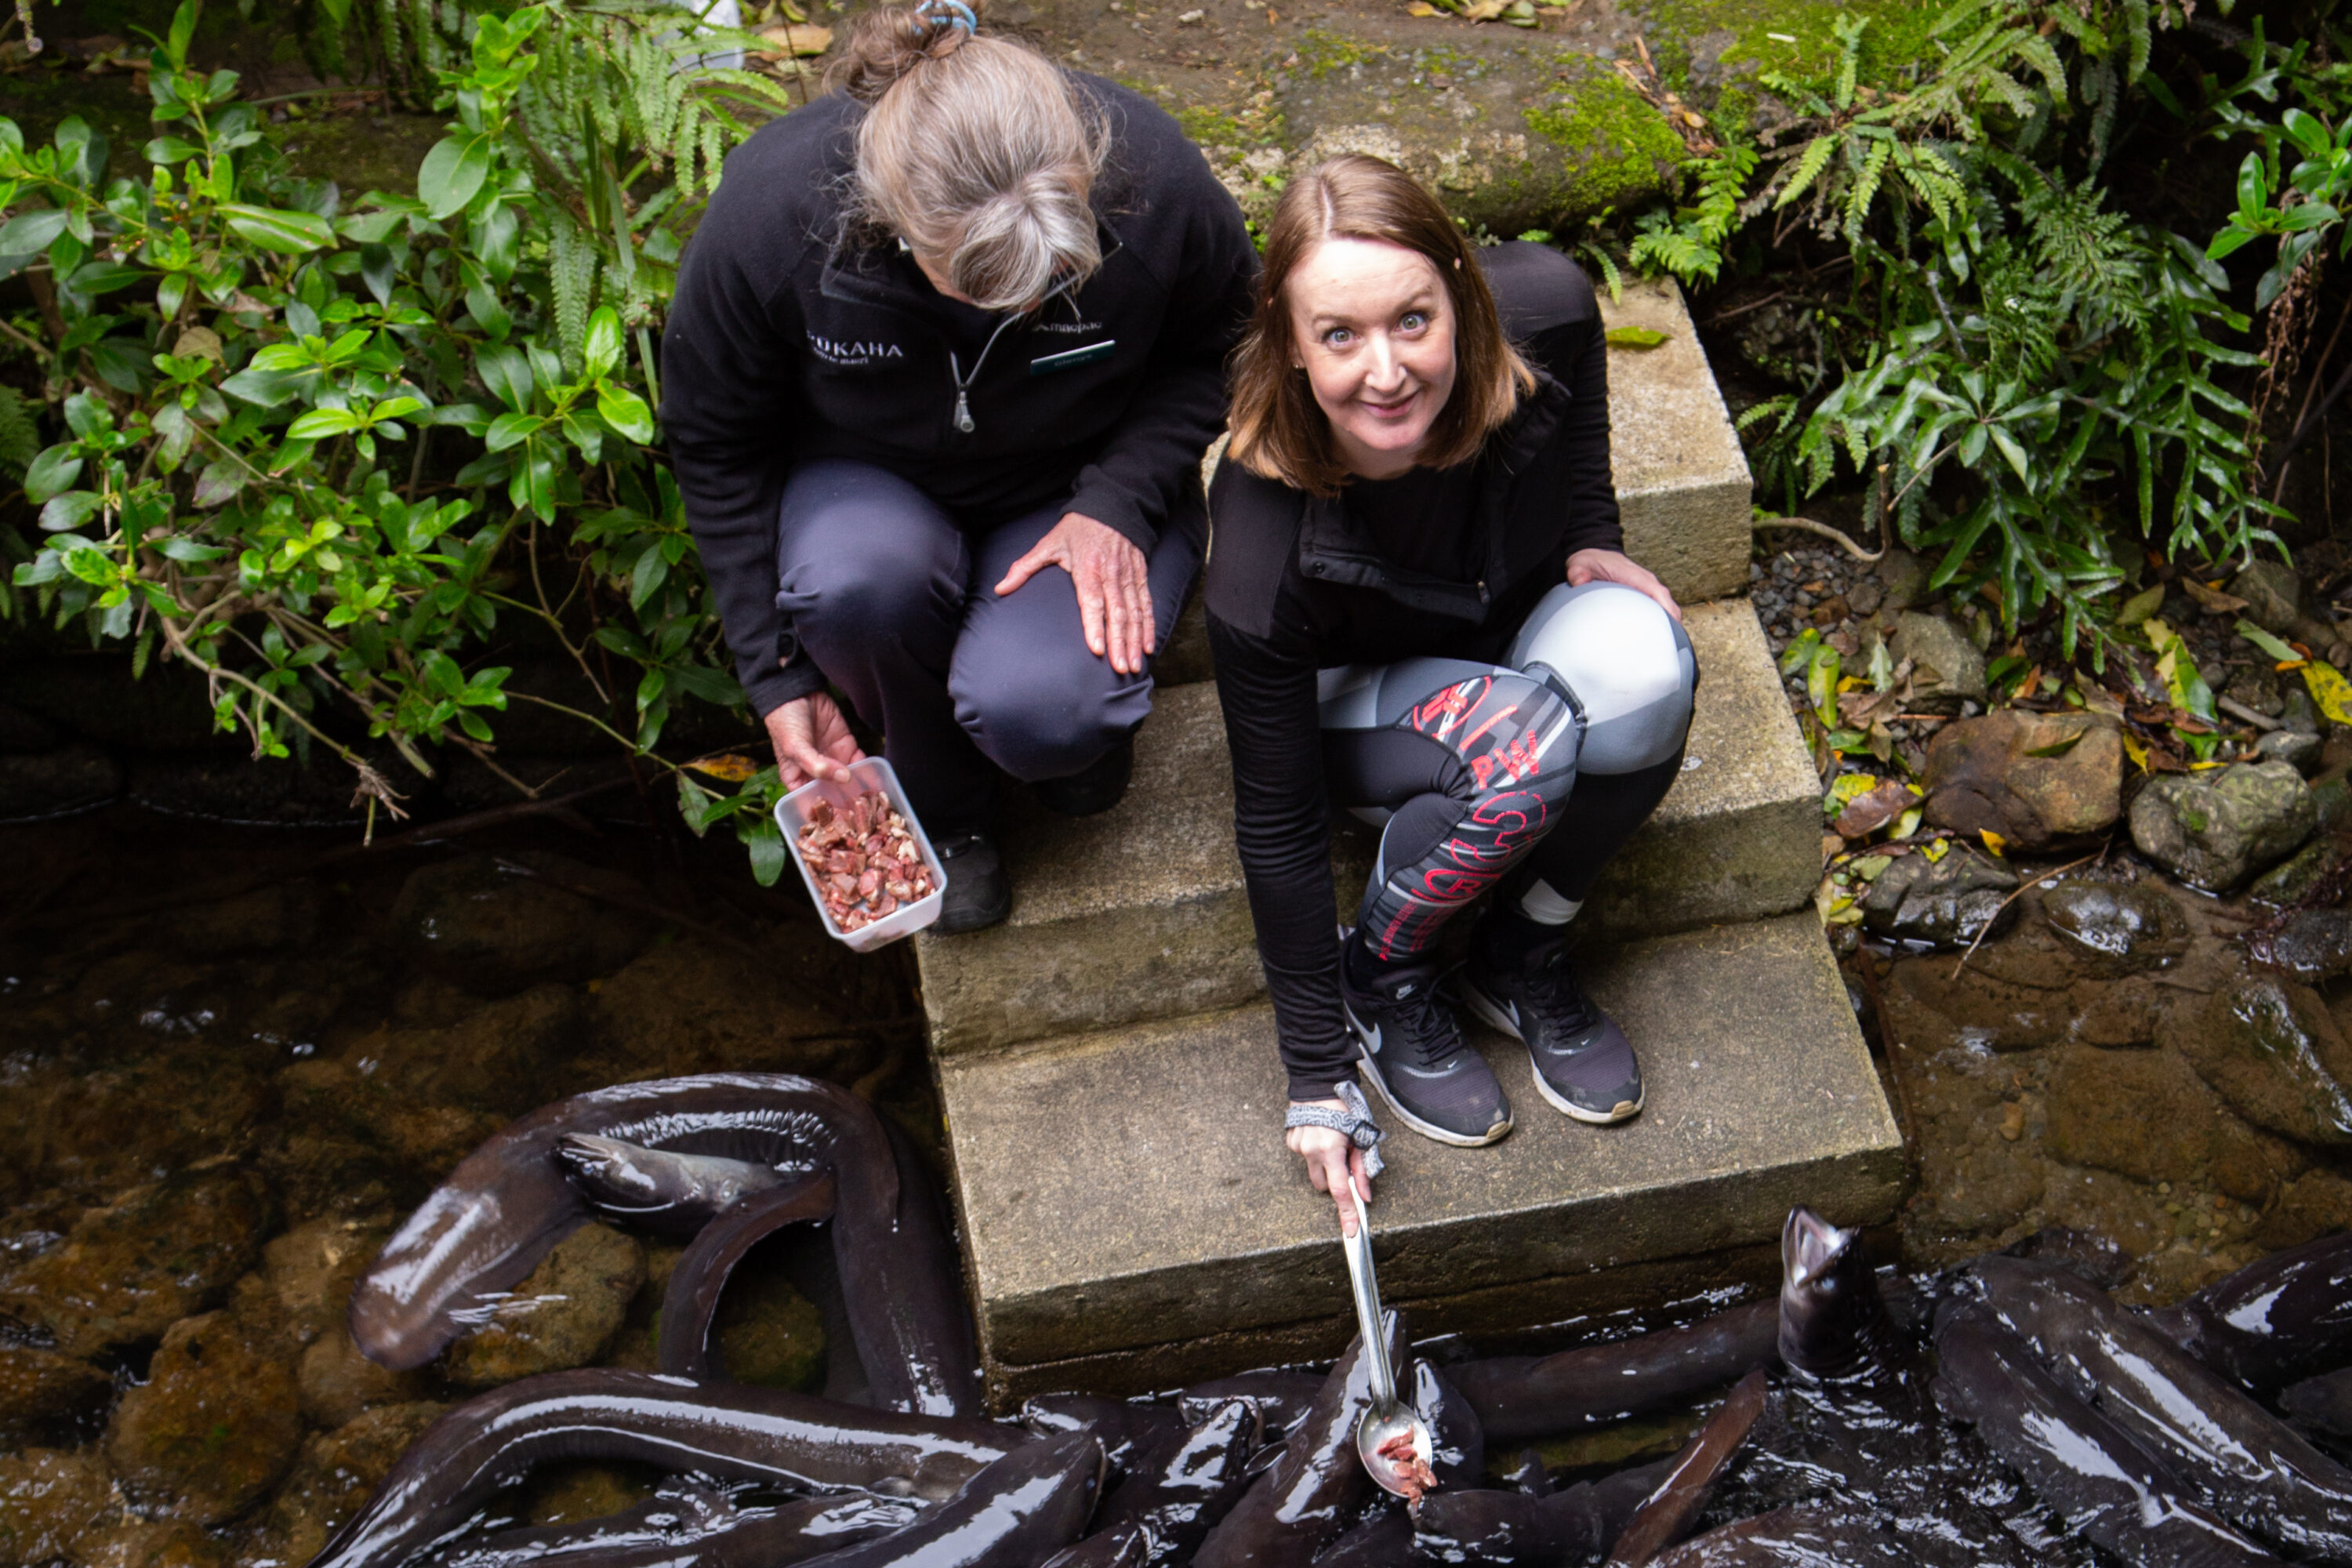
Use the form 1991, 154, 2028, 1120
796, 789, 935, 935
1375, 1430, 1438, 1503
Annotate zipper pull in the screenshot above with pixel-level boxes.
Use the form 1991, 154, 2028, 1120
953, 389, 974, 434
1477, 579, 1490, 604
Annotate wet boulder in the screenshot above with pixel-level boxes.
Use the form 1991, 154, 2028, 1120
2252, 840, 2343, 906
2162, 975, 2352, 1147
256, 1403, 446, 1566
0, 745, 122, 821
299, 1329, 430, 1429
2045, 1044, 2292, 1204
444, 1221, 644, 1388
0, 1448, 117, 1567
259, 1214, 395, 1350
1858, 844, 2018, 947
74, 1519, 223, 1568
2040, 881, 2191, 973
588, 938, 850, 1082
104, 1311, 302, 1524
388, 852, 652, 995
2256, 1168, 2352, 1251
1885, 612, 1987, 710
0, 1345, 111, 1432
2073, 974, 2174, 1047
352, 982, 583, 1116
2129, 760, 2316, 891
0, 1163, 270, 1359
1923, 712, 2123, 851
2263, 909, 2352, 985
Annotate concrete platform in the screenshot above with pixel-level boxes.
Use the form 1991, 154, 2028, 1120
1602, 279, 1755, 608
916, 598, 1818, 1055
935, 911, 1906, 1404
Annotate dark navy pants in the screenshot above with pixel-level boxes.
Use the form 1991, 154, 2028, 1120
775, 460, 1202, 835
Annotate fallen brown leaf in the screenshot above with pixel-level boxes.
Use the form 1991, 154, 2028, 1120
1835, 779, 1918, 840
756, 21, 832, 56
2179, 577, 2250, 615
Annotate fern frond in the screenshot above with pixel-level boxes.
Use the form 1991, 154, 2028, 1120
1777, 135, 1838, 209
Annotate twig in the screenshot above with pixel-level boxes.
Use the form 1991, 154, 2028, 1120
2216, 695, 2284, 732
1755, 514, 1887, 562
1952, 848, 2106, 976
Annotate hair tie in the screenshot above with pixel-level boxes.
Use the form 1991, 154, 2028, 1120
916, 0, 978, 34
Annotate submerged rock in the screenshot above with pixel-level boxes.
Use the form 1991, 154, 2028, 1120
2129, 760, 2315, 891
1923, 713, 2122, 850
2263, 909, 2352, 984
444, 1221, 644, 1388
259, 1214, 395, 1350
0, 1448, 117, 1567
2045, 1044, 2291, 1204
2072, 974, 2174, 1047
2040, 882, 2190, 972
0, 1345, 111, 1432
709, 1255, 828, 1392
2251, 840, 2343, 906
352, 983, 583, 1117
256, 1403, 447, 1566
104, 1311, 302, 1524
2163, 975, 2352, 1147
0, 1163, 270, 1359
388, 852, 652, 995
74, 1519, 224, 1568
1858, 846, 2017, 947
0, 745, 122, 821
299, 1327, 431, 1429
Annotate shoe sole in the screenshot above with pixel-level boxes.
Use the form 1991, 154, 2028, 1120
1461, 979, 1646, 1127
1343, 999, 1512, 1148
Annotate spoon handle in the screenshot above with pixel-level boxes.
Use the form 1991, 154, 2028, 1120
1341, 1187, 1396, 1408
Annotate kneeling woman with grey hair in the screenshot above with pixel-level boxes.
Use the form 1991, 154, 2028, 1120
1207, 155, 1697, 1231
663, 0, 1255, 933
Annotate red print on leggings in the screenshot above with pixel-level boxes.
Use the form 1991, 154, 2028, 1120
1411, 678, 1490, 742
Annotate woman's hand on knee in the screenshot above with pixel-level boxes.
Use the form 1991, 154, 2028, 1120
764, 694, 866, 790
1287, 1107, 1372, 1237
1567, 548, 1682, 623
994, 511, 1157, 677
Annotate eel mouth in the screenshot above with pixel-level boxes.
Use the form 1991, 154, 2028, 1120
1782, 1206, 1850, 1290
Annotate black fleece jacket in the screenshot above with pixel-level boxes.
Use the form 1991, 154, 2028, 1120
1204, 243, 1622, 1099
661, 78, 1258, 715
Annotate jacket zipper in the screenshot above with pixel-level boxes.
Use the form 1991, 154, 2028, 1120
944, 271, 1087, 434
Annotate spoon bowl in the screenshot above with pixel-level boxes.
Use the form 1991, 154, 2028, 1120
1340, 1187, 1437, 1499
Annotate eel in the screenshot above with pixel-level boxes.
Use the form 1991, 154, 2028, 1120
1036, 1522, 1150, 1568
426, 1497, 920, 1568
348, 1073, 981, 1417
301, 1369, 1021, 1568
786, 1432, 1105, 1567
1447, 1299, 1780, 1444
419, 1483, 746, 1568
1019, 1394, 1189, 1488
1176, 1373, 1323, 1445
655, 1172, 840, 1381
1309, 1512, 1411, 1566
1777, 1207, 1910, 1389
1605, 1368, 1770, 1568
1192, 1309, 1406, 1567
1496, 1449, 1552, 1497
1932, 1304, 2280, 1568
555, 1136, 793, 1234
2281, 1367, 2352, 1438
1969, 1254, 2352, 1559
1404, 1459, 1671, 1567
2142, 1230, 2352, 1395
1083, 1399, 1257, 1565
1647, 1508, 1913, 1568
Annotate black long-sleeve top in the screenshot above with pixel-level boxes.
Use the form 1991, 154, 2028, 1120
1203, 243, 1623, 1100
661, 78, 1258, 715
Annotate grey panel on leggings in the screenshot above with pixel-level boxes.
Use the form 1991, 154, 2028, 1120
1316, 658, 1505, 732
1507, 581, 1694, 775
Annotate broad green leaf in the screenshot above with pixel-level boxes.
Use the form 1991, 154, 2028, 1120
417, 133, 492, 222
596, 385, 655, 445
143, 136, 202, 165
1603, 325, 1671, 350
485, 410, 542, 451
2114, 583, 2165, 626
22, 445, 83, 504
583, 307, 624, 378
476, 343, 533, 412
66, 260, 146, 294
220, 203, 333, 253
2236, 619, 2303, 662
0, 208, 68, 255
39, 491, 103, 531
288, 408, 364, 439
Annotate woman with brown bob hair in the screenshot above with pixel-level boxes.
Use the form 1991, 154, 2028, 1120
1206, 155, 1697, 1231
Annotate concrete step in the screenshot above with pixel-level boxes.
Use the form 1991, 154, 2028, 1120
934, 910, 1905, 1405
915, 597, 1820, 1055
1150, 277, 1751, 687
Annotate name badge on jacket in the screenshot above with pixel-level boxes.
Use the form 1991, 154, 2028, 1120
1029, 340, 1116, 375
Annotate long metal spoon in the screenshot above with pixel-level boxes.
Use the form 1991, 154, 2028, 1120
1341, 1185, 1436, 1498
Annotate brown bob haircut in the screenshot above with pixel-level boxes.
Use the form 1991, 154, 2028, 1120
1225, 154, 1535, 498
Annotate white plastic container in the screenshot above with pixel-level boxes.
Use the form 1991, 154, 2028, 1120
773, 757, 946, 952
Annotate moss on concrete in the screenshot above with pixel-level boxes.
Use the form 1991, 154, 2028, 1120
1523, 64, 1690, 216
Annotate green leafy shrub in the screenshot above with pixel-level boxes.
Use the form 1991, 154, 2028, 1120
0, 0, 811, 873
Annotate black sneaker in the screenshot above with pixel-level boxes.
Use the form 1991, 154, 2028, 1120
1340, 937, 1512, 1148
1463, 938, 1643, 1125
1031, 734, 1134, 818
932, 829, 1011, 935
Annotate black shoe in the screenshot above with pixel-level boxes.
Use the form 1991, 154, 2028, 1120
1463, 931, 1643, 1124
1030, 734, 1134, 818
1340, 933, 1511, 1147
932, 830, 1011, 935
